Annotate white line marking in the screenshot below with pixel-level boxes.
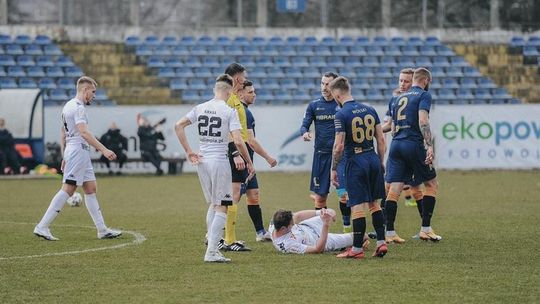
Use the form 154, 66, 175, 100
0, 221, 146, 260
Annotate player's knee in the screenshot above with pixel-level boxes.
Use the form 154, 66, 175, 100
424, 182, 438, 197
314, 195, 327, 209
369, 204, 381, 214
384, 183, 390, 195
351, 209, 365, 219
246, 191, 259, 205
336, 188, 348, 204
386, 190, 400, 202
411, 186, 424, 201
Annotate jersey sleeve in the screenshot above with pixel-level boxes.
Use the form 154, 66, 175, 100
300, 102, 314, 134
229, 108, 242, 132
74, 106, 87, 125
184, 107, 197, 124
370, 106, 381, 125
246, 109, 255, 130
419, 92, 432, 113
334, 111, 346, 133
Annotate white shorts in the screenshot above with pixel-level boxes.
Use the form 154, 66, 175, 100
62, 143, 96, 186
196, 157, 233, 206
300, 217, 353, 252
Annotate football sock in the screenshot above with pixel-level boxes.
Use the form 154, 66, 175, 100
421, 196, 436, 227
206, 205, 215, 234
315, 206, 327, 210
416, 198, 423, 218
247, 204, 264, 233
352, 217, 366, 250
384, 200, 398, 232
37, 190, 70, 228
371, 210, 386, 241
224, 204, 238, 244
380, 197, 386, 223
84, 194, 107, 231
208, 211, 226, 252
377, 240, 386, 246
339, 202, 351, 226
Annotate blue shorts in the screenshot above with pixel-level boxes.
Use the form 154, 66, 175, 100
386, 139, 437, 184
310, 151, 332, 196
345, 152, 385, 207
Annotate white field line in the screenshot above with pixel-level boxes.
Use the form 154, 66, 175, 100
0, 221, 146, 260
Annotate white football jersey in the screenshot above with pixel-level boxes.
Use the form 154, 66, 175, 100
185, 98, 241, 159
61, 98, 88, 145
270, 224, 318, 254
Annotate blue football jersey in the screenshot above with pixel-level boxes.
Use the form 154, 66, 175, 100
390, 86, 431, 142
300, 96, 340, 152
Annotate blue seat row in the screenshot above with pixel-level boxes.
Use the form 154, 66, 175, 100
0, 34, 52, 45
0, 44, 62, 56
509, 36, 540, 47
0, 55, 75, 67
0, 77, 80, 89
0, 66, 83, 78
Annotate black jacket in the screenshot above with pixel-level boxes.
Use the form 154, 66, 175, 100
100, 129, 128, 154
0, 129, 15, 151
137, 126, 164, 152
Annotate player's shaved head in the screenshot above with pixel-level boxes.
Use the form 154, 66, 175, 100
400, 68, 414, 75
413, 68, 431, 83
329, 76, 350, 94
76, 76, 97, 91
224, 63, 246, 77
273, 209, 293, 230
215, 74, 233, 90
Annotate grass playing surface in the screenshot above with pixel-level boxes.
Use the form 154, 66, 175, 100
1, 171, 539, 303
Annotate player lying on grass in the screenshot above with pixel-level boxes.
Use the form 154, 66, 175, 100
269, 208, 368, 254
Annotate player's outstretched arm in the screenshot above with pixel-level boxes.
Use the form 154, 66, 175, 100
304, 211, 333, 253
76, 123, 116, 160
174, 117, 199, 164
246, 129, 277, 167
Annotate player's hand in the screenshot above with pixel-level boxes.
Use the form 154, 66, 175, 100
425, 146, 434, 165
246, 162, 255, 181
103, 149, 116, 161
187, 151, 201, 165
320, 211, 333, 225
330, 170, 339, 187
302, 132, 312, 141
60, 160, 65, 172
324, 208, 337, 221
233, 155, 245, 170
266, 156, 277, 168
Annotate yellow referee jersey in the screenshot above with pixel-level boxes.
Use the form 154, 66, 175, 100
227, 92, 248, 141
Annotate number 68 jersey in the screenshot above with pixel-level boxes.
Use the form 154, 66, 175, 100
185, 98, 242, 159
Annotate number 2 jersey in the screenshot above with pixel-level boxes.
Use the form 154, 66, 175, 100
389, 86, 432, 143
185, 98, 242, 159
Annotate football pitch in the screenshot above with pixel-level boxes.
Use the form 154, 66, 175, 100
1, 170, 539, 303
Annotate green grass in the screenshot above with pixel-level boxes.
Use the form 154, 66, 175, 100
1, 171, 539, 303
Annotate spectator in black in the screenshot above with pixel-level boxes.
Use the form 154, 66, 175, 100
137, 113, 165, 175
0, 118, 22, 175
100, 122, 128, 175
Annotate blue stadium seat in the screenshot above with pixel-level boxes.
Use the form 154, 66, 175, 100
135, 45, 152, 56
243, 45, 260, 56
373, 36, 388, 46
250, 67, 267, 78
383, 89, 395, 99
366, 89, 385, 102
286, 36, 302, 46
256, 57, 273, 67
321, 37, 337, 46
436, 45, 454, 56
267, 67, 285, 78
94, 89, 108, 101
202, 57, 220, 68
407, 36, 423, 46
339, 36, 355, 46
380, 57, 397, 68
223, 45, 242, 56
237, 56, 256, 68
523, 46, 540, 56
18, 77, 37, 88
7, 66, 26, 77
291, 89, 311, 104
302, 67, 320, 78
509, 98, 521, 104
219, 57, 234, 68
25, 44, 43, 55
147, 56, 166, 68
304, 36, 318, 46
176, 67, 195, 78
125, 36, 141, 47
366, 46, 384, 56
362, 56, 379, 68
162, 36, 177, 46
182, 91, 201, 104
143, 36, 160, 46
0, 77, 18, 88
443, 78, 460, 89
314, 45, 332, 56
207, 45, 225, 56
327, 57, 344, 68
280, 45, 297, 56
280, 78, 298, 90
402, 45, 419, 56
425, 36, 441, 46
356, 36, 370, 46
309, 57, 326, 68
456, 88, 475, 102
165, 57, 183, 68
475, 88, 492, 100
251, 36, 266, 46
0, 46, 4, 55
261, 78, 280, 90
351, 88, 366, 100
56, 55, 75, 67
430, 78, 442, 90
233, 36, 250, 46
433, 56, 450, 67
190, 45, 207, 56
527, 36, 540, 46
478, 77, 497, 89
27, 66, 45, 77
446, 66, 464, 77
268, 36, 285, 46
256, 89, 273, 103
298, 78, 316, 89
331, 45, 349, 56
375, 67, 392, 78
344, 56, 363, 68
439, 88, 457, 100
172, 45, 189, 56
274, 89, 292, 103
419, 46, 437, 56
170, 78, 189, 90
179, 36, 196, 46
415, 56, 432, 67
16, 55, 35, 66
158, 67, 175, 78
0, 67, 5, 77
460, 77, 477, 89
184, 57, 202, 68
65, 66, 83, 77
6, 44, 24, 55
14, 35, 32, 45
354, 78, 370, 90
194, 67, 212, 78
197, 36, 213, 46
492, 88, 512, 99
397, 56, 415, 68
371, 78, 388, 90
38, 78, 57, 89
189, 78, 206, 90
355, 67, 375, 78
450, 56, 469, 67
338, 67, 356, 79
349, 45, 367, 56
57, 77, 76, 90
430, 66, 446, 78
384, 46, 402, 56
390, 36, 407, 47
275, 56, 291, 67
49, 89, 69, 101
261, 45, 279, 56
0, 34, 11, 44
216, 36, 231, 46
297, 45, 314, 56
510, 36, 525, 48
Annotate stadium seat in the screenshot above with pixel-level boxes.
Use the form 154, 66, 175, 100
475, 88, 492, 100
26, 66, 45, 78
256, 57, 273, 67
339, 36, 355, 46
267, 67, 285, 78
384, 46, 402, 56
492, 88, 512, 99
179, 36, 196, 46
433, 56, 450, 67
456, 88, 475, 102
304, 36, 318, 46
16, 55, 35, 66
379, 57, 397, 68
182, 90, 201, 104
402, 45, 419, 56
65, 66, 83, 77
223, 45, 241, 56
37, 77, 56, 89
371, 78, 388, 90
25, 44, 43, 55
56, 55, 75, 67
8, 66, 26, 77
233, 36, 250, 46
251, 36, 266, 46
49, 89, 69, 101
460, 77, 477, 89
143, 36, 160, 46
407, 36, 423, 46
202, 57, 220, 68
302, 67, 320, 78
165, 57, 182, 68
390, 36, 407, 47
523, 46, 540, 57
298, 78, 316, 89
154, 45, 172, 55
261, 45, 279, 56
147, 57, 166, 68
158, 67, 175, 78
443, 78, 460, 89
366, 89, 385, 102
339, 67, 357, 79
18, 77, 37, 88
175, 67, 194, 78
0, 77, 18, 88
355, 67, 375, 78
170, 78, 189, 91
14, 35, 32, 45
419, 45, 437, 56
280, 78, 298, 90
356, 36, 370, 46
349, 45, 367, 56
0, 55, 16, 66
250, 67, 267, 78
354, 78, 370, 90
188, 78, 206, 90
135, 45, 152, 56
57, 77, 76, 90
194, 67, 212, 78
0, 67, 5, 77
344, 56, 362, 68
207, 45, 225, 56
190, 45, 207, 56
446, 66, 464, 77
527, 36, 540, 46
273, 89, 292, 103
125, 36, 141, 47
375, 67, 392, 78
430, 66, 446, 78
243, 45, 260, 56
297, 45, 314, 56
478, 77, 497, 88
308, 56, 325, 68
215, 36, 231, 46
425, 36, 441, 46
366, 46, 384, 56
275, 56, 291, 67
414, 56, 432, 68
327, 56, 344, 68
439, 88, 457, 100
291, 89, 311, 104
398, 56, 415, 68
197, 36, 213, 46
362, 56, 379, 68
286, 36, 302, 46
351, 88, 366, 100
430, 78, 442, 90
315, 46, 332, 56
0, 34, 11, 44
172, 46, 189, 56
436, 45, 454, 56
321, 37, 337, 46
237, 56, 256, 68
268, 36, 285, 46
262, 78, 280, 90
256, 88, 273, 103
373, 36, 388, 46
184, 57, 202, 68
509, 36, 525, 48
6, 44, 24, 55
162, 36, 177, 46
450, 56, 469, 67
331, 45, 349, 56
280, 45, 297, 56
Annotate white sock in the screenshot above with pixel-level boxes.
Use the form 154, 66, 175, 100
386, 230, 396, 237
421, 226, 431, 233
37, 190, 70, 228
351, 246, 363, 253
377, 240, 386, 246
206, 205, 215, 235
207, 211, 226, 253
84, 193, 107, 232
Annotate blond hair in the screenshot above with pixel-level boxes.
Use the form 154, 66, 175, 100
76, 76, 97, 91
400, 68, 414, 75
328, 76, 350, 93
413, 68, 431, 82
